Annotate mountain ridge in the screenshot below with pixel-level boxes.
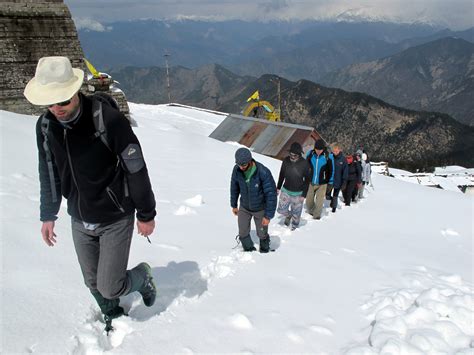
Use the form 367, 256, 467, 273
320, 37, 474, 126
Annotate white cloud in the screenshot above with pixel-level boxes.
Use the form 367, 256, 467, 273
64, 0, 474, 30
73, 17, 112, 32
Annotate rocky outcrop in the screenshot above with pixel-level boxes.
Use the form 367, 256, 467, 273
0, 0, 84, 115
0, 0, 130, 118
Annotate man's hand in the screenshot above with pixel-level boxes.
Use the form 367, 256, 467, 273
262, 217, 270, 226
41, 221, 57, 246
232, 207, 239, 216
137, 219, 155, 238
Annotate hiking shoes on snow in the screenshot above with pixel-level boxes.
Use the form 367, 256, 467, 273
259, 237, 270, 253
239, 235, 257, 252
137, 262, 157, 307
284, 216, 291, 226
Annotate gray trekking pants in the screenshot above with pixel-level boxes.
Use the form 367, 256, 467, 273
71, 214, 134, 300
238, 207, 269, 240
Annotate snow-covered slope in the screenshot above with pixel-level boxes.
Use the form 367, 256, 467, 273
1, 103, 472, 354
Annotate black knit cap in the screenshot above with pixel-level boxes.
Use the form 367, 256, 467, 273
235, 147, 252, 165
314, 139, 325, 150
289, 142, 303, 154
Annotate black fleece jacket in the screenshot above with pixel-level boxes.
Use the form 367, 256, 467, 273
36, 94, 156, 223
276, 156, 312, 196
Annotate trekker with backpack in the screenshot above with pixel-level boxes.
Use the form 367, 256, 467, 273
230, 147, 277, 253
24, 57, 157, 333
276, 142, 312, 230
305, 139, 333, 220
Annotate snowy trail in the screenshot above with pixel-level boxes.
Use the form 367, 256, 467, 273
1, 106, 473, 354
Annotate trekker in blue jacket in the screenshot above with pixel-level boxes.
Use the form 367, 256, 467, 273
230, 148, 277, 253
305, 139, 333, 220
329, 143, 348, 213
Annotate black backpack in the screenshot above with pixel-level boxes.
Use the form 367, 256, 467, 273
40, 93, 121, 203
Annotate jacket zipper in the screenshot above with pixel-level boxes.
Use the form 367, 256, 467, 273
64, 129, 85, 221
106, 186, 125, 213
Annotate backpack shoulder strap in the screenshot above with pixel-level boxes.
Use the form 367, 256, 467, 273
92, 99, 112, 152
40, 115, 58, 203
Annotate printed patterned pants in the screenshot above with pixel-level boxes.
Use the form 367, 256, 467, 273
277, 190, 304, 227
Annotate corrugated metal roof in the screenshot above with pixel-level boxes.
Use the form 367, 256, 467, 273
209, 114, 323, 160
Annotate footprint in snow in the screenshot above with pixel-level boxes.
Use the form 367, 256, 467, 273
184, 194, 205, 207
286, 331, 304, 343
73, 312, 134, 353
324, 316, 336, 324
229, 313, 253, 330
155, 243, 182, 251
174, 205, 197, 216
440, 228, 460, 237
309, 325, 334, 336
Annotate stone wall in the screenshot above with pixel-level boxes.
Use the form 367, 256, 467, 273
0, 0, 130, 118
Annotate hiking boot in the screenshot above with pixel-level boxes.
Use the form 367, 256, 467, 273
332, 207, 336, 213
138, 263, 157, 307
91, 290, 125, 333
239, 235, 256, 252
259, 237, 270, 253
128, 262, 157, 307
284, 216, 291, 226
290, 224, 297, 231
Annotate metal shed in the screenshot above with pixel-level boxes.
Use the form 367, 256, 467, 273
209, 114, 323, 160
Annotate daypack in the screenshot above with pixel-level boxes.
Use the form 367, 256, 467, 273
40, 93, 121, 203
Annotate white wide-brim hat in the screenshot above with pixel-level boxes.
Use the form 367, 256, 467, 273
24, 56, 84, 106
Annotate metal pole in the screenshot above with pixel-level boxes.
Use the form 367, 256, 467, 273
164, 52, 171, 103
277, 77, 281, 121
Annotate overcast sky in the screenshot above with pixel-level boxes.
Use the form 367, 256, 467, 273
64, 0, 473, 30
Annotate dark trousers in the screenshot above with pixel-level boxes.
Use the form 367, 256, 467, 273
325, 184, 333, 200
71, 214, 135, 299
330, 187, 341, 211
343, 180, 357, 206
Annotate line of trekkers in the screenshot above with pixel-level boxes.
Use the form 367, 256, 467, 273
230, 139, 372, 253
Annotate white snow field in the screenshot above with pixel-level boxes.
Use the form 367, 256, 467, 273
1, 103, 473, 354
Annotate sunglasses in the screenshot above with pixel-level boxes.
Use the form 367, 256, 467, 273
237, 162, 250, 168
289, 153, 300, 158
48, 99, 72, 108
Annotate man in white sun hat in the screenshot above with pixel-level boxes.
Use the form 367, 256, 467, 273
24, 56, 157, 332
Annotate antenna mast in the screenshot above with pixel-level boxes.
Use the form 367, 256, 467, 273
164, 52, 171, 103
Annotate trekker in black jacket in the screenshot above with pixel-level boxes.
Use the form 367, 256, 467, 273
343, 154, 362, 206
276, 142, 312, 230
328, 143, 348, 213
24, 57, 157, 332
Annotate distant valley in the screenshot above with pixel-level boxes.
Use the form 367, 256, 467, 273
78, 19, 474, 169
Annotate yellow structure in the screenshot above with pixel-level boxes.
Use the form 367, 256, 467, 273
242, 100, 280, 121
